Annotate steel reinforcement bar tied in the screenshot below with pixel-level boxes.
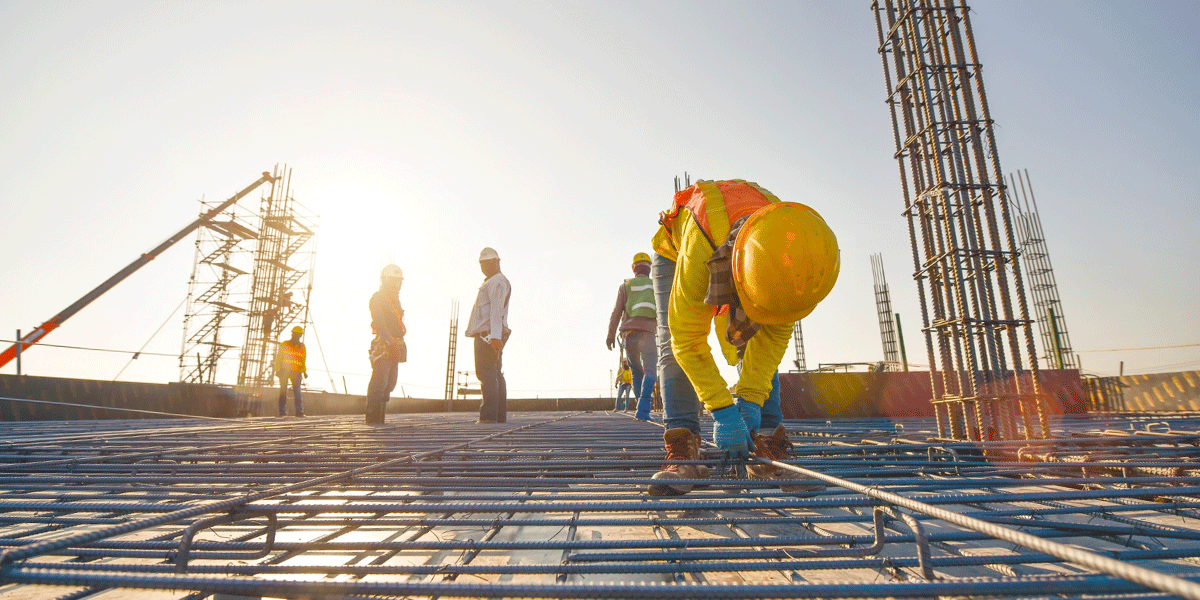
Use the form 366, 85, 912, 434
0, 414, 569, 566
757, 455, 1200, 600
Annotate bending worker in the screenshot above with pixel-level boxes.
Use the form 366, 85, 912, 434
275, 325, 307, 417
366, 264, 406, 424
605, 252, 658, 420
648, 179, 839, 496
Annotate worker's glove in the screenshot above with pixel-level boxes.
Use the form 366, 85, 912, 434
712, 405, 751, 459
736, 398, 762, 434
303, 372, 308, 379
606, 335, 616, 351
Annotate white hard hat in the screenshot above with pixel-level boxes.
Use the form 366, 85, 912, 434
479, 247, 500, 262
381, 264, 403, 279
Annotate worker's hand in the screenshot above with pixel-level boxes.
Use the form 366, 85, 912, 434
303, 372, 308, 379
712, 405, 751, 460
606, 335, 615, 351
489, 337, 504, 356
736, 398, 762, 434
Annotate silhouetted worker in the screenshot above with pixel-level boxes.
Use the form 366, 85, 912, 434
606, 252, 658, 420
465, 247, 511, 424
275, 326, 307, 417
366, 264, 406, 424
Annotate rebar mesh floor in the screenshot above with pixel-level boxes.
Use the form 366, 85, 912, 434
3, 411, 1200, 599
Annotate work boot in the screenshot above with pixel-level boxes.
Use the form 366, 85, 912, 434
364, 402, 385, 425
649, 428, 711, 496
750, 424, 824, 493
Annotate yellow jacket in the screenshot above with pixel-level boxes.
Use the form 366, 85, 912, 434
652, 180, 792, 412
617, 367, 632, 385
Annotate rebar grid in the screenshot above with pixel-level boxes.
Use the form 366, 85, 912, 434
874, 0, 1046, 442
1, 412, 1200, 598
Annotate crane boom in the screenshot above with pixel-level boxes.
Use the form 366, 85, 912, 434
0, 171, 277, 370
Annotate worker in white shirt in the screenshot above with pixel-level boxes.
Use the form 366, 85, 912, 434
464, 247, 512, 423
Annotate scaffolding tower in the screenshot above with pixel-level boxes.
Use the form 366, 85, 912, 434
179, 167, 318, 388
870, 253, 901, 369
179, 208, 257, 384
1010, 169, 1076, 370
875, 0, 1047, 442
236, 166, 318, 388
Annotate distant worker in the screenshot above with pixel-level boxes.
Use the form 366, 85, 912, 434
606, 252, 658, 420
614, 358, 633, 411
648, 179, 839, 496
274, 325, 308, 417
366, 264, 407, 424
465, 247, 511, 424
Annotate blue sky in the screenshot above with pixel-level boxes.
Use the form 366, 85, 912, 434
1, 1, 1197, 398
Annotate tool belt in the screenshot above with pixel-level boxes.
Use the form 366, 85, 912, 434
370, 336, 406, 364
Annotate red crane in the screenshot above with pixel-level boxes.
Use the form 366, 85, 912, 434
0, 171, 276, 370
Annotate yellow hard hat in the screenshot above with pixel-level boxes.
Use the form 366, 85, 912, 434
291, 325, 304, 334
631, 252, 651, 268
732, 202, 839, 325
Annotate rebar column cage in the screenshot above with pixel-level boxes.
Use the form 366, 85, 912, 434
236, 165, 319, 388
793, 320, 807, 371
1010, 169, 1076, 370
444, 300, 460, 407
871, 253, 901, 369
874, 0, 1047, 442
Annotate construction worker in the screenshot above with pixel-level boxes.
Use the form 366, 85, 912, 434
366, 264, 406, 424
648, 179, 839, 496
606, 252, 658, 420
614, 358, 633, 411
465, 247, 511, 424
275, 326, 307, 417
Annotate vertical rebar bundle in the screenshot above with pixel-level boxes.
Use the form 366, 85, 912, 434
236, 166, 318, 388
1010, 169, 1076, 370
874, 0, 1046, 441
793, 321, 807, 371
444, 300, 460, 407
871, 254, 901, 368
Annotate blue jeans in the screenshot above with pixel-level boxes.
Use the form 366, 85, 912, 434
615, 383, 632, 410
278, 372, 303, 416
475, 337, 507, 422
654, 253, 784, 434
624, 330, 657, 419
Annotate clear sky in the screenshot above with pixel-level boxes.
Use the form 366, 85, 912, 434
1, 1, 1197, 399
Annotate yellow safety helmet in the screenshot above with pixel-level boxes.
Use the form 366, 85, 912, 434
291, 325, 304, 334
631, 252, 651, 269
732, 202, 839, 325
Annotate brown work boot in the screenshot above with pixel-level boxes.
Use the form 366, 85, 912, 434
649, 428, 711, 496
750, 424, 824, 493
364, 402, 385, 425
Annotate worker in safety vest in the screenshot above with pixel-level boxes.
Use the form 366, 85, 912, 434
614, 358, 633, 411
366, 264, 406, 424
275, 325, 308, 417
606, 252, 658, 420
648, 180, 839, 496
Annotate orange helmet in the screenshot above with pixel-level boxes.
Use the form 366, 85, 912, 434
732, 202, 839, 325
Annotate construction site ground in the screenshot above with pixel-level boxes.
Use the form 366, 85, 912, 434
3, 410, 1200, 599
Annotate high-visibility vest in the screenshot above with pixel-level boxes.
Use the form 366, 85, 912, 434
654, 179, 779, 257
275, 340, 306, 374
623, 275, 656, 319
